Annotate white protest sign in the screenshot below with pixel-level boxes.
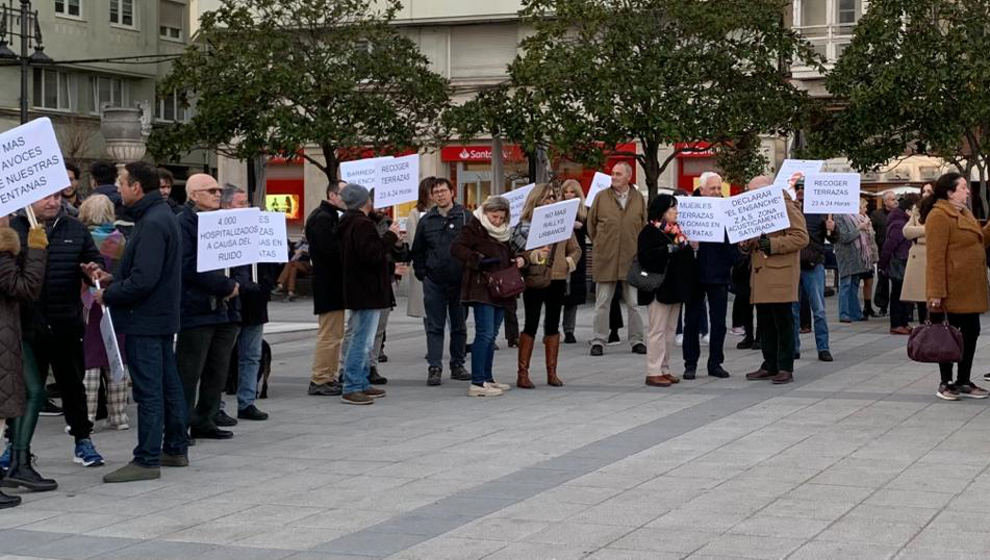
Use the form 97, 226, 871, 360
773, 159, 824, 190
374, 154, 420, 208
95, 279, 126, 384
257, 211, 289, 263
196, 208, 261, 272
0, 117, 70, 216
525, 198, 580, 250
504, 183, 535, 227
724, 186, 791, 244
675, 196, 727, 243
585, 172, 611, 208
340, 156, 392, 189
802, 172, 861, 215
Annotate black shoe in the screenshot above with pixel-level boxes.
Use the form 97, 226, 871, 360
0, 489, 20, 509
450, 365, 470, 381
3, 449, 57, 492
378, 353, 388, 363
631, 343, 647, 355
237, 405, 269, 421
564, 333, 577, 344
683, 369, 697, 380
794, 352, 801, 360
45, 382, 61, 400
736, 337, 753, 350
708, 367, 731, 379
427, 366, 442, 386
590, 344, 604, 356
190, 427, 233, 440
608, 331, 621, 344
368, 367, 388, 385
751, 340, 761, 350
39, 399, 62, 417
818, 351, 834, 362
214, 409, 238, 427
507, 339, 518, 348
308, 381, 342, 396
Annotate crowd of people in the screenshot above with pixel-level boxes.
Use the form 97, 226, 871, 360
0, 161, 987, 511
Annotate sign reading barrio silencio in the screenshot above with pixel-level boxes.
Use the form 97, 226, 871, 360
0, 117, 70, 216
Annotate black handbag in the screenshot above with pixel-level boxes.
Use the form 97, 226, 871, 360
626, 256, 665, 292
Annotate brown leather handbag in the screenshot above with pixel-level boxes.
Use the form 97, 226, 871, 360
485, 266, 526, 299
907, 318, 963, 363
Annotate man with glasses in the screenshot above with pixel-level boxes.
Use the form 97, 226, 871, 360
175, 174, 240, 441
307, 181, 348, 396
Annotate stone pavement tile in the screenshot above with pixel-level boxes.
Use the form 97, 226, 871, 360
534, 485, 624, 506
816, 517, 925, 548
927, 509, 990, 533
282, 554, 378, 560
312, 531, 426, 557
86, 514, 200, 540
894, 546, 990, 560
906, 527, 990, 555
585, 549, 682, 560
647, 509, 751, 533
383, 536, 507, 560
159, 521, 267, 545
727, 514, 830, 539
476, 541, 589, 560
784, 483, 874, 504
758, 498, 856, 522
608, 527, 722, 554
447, 517, 550, 542
192, 546, 296, 560
294, 509, 396, 532
842, 504, 938, 526
945, 491, 990, 513
692, 534, 805, 559
99, 539, 218, 560
239, 527, 346, 550
20, 512, 129, 534
566, 500, 666, 527
0, 508, 60, 529
786, 540, 899, 560
150, 502, 255, 525
18, 534, 139, 559
0, 529, 61, 553
521, 522, 632, 548
489, 497, 589, 522
214, 505, 326, 526
863, 488, 955, 509
807, 458, 905, 488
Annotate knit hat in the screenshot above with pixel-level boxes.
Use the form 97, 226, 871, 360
341, 183, 370, 210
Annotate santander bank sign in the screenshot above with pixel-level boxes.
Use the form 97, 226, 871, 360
441, 145, 525, 162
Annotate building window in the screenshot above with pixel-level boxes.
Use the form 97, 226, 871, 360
55, 0, 81, 17
159, 1, 184, 41
794, 0, 864, 62
109, 0, 134, 27
90, 76, 128, 113
32, 69, 73, 111
155, 90, 189, 122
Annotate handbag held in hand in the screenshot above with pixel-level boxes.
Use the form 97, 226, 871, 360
907, 318, 964, 363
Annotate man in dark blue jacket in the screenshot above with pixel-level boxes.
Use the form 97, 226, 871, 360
93, 161, 187, 482
410, 178, 469, 387
175, 174, 240, 440
683, 172, 737, 379
89, 160, 123, 216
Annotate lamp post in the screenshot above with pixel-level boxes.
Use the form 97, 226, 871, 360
0, 1, 52, 124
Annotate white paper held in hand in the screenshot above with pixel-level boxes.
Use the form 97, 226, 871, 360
525, 198, 580, 250
585, 172, 612, 208
0, 117, 71, 217
196, 208, 262, 272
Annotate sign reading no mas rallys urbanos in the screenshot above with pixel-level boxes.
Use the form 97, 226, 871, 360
723, 186, 791, 244
525, 198, 580, 250
0, 118, 70, 216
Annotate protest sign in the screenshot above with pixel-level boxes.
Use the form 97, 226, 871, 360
525, 198, 580, 250
773, 159, 824, 190
504, 183, 535, 227
257, 211, 289, 263
94, 279, 126, 383
585, 172, 611, 208
676, 196, 727, 243
0, 117, 70, 217
340, 155, 392, 189
197, 208, 261, 272
723, 186, 791, 244
802, 172, 860, 215
374, 154, 420, 208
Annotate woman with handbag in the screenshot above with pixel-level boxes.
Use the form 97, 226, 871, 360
900, 185, 932, 322
636, 195, 695, 387
879, 195, 917, 335
922, 173, 990, 401
510, 184, 582, 389
451, 196, 525, 397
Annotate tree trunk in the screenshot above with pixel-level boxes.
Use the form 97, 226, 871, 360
640, 138, 662, 203
975, 154, 989, 220
320, 143, 339, 185
527, 151, 538, 184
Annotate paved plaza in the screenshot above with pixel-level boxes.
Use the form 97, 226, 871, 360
3, 297, 990, 560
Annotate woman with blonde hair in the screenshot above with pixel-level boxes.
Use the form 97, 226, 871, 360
78, 195, 130, 430
510, 183, 581, 388
560, 179, 589, 343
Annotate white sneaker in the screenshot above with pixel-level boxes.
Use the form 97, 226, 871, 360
468, 384, 503, 397
702, 334, 710, 345
730, 327, 746, 336
485, 381, 511, 391
675, 334, 683, 347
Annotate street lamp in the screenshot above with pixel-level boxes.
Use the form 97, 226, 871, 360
0, 1, 52, 124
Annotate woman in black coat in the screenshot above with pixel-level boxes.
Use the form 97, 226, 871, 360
560, 180, 588, 343
637, 195, 695, 387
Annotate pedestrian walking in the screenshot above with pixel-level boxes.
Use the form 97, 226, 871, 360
559, 180, 588, 344
306, 181, 347, 397
879, 194, 918, 334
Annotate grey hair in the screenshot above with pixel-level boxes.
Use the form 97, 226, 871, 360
221, 183, 245, 207
613, 161, 633, 174
481, 195, 511, 220
699, 171, 722, 186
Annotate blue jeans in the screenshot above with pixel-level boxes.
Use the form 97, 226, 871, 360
125, 335, 188, 467
793, 265, 830, 352
236, 324, 264, 410
424, 278, 467, 369
341, 309, 382, 395
839, 274, 862, 322
471, 304, 504, 385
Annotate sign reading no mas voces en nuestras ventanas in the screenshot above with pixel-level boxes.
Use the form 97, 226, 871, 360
0, 118, 70, 216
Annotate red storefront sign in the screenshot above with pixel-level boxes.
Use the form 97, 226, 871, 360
441, 145, 527, 162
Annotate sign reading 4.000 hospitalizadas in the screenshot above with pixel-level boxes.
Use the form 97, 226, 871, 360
0, 118, 70, 216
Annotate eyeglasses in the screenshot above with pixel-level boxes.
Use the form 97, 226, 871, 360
195, 188, 223, 196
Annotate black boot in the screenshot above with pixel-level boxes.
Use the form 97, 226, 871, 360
863, 299, 875, 319
2, 449, 58, 492
0, 470, 21, 509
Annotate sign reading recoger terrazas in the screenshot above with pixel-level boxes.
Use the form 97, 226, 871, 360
723, 186, 791, 244
375, 154, 420, 208
0, 118, 70, 216
525, 198, 580, 250
802, 172, 861, 215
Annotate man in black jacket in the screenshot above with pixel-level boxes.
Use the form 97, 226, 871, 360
306, 181, 347, 396
175, 174, 240, 440
793, 182, 834, 362
92, 161, 187, 482
411, 178, 469, 386
12, 192, 105, 468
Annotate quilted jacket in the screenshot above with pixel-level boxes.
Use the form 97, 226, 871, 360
0, 226, 45, 418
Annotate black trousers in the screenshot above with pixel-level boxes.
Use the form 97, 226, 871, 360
34, 322, 92, 443
684, 284, 728, 373
874, 270, 890, 312
930, 312, 980, 386
504, 297, 519, 342
176, 323, 240, 431
523, 280, 566, 337
757, 303, 795, 373
889, 278, 911, 329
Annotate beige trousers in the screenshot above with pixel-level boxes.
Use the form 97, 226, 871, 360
646, 301, 681, 375
311, 310, 345, 385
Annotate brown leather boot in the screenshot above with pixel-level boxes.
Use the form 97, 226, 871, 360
771, 371, 793, 384
516, 333, 536, 389
746, 369, 775, 380
545, 334, 563, 387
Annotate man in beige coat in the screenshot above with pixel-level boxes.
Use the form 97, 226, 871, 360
587, 162, 647, 356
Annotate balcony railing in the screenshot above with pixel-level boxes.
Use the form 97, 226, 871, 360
793, 23, 855, 73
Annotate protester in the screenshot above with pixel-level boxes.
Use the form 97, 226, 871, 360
175, 174, 240, 439
451, 196, 522, 397
921, 173, 990, 401
0, 215, 48, 498
560, 180, 588, 344
587, 162, 647, 356
273, 239, 311, 302
78, 195, 130, 431
879, 194, 918, 335
9, 193, 105, 469
510, 183, 581, 389
411, 178, 470, 386
871, 191, 896, 316
406, 178, 433, 322
61, 162, 83, 216
682, 172, 735, 379
793, 180, 833, 362
362, 203, 409, 385
306, 181, 347, 397
91, 161, 188, 482
834, 200, 877, 322
900, 185, 931, 322
732, 177, 768, 350
89, 161, 123, 215
744, 175, 809, 385
336, 184, 398, 405
158, 168, 182, 213
637, 195, 695, 387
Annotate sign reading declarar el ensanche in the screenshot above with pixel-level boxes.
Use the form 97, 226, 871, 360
723, 186, 791, 244
0, 118, 70, 215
